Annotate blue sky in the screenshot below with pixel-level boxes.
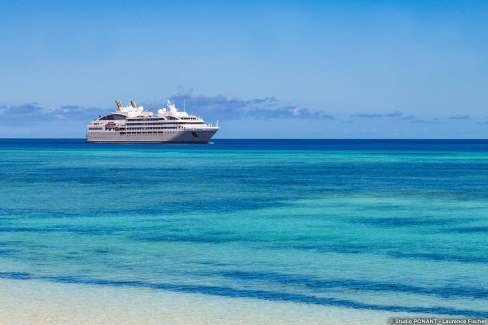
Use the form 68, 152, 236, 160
1, 0, 487, 138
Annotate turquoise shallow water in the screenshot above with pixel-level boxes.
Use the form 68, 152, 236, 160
0, 139, 487, 317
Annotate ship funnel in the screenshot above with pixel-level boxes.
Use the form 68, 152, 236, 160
130, 100, 137, 108
115, 100, 122, 110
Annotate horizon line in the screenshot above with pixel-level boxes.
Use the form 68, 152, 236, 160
1, 138, 488, 141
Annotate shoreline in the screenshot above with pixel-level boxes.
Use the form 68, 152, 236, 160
0, 278, 418, 325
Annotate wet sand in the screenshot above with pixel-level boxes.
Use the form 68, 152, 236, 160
0, 278, 410, 325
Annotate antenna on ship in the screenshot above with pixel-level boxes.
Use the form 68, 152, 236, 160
184, 98, 186, 112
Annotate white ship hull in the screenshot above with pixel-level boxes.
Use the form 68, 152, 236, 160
87, 128, 218, 144
86, 99, 219, 144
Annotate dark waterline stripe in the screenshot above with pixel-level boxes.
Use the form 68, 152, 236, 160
0, 272, 486, 318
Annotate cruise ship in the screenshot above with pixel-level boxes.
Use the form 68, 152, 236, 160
86, 100, 219, 143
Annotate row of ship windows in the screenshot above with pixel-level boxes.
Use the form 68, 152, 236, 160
90, 127, 181, 130
126, 122, 203, 125
99, 115, 179, 121
120, 132, 178, 134
99, 116, 200, 121
90, 132, 178, 137
127, 117, 199, 121
127, 117, 178, 121
126, 127, 180, 130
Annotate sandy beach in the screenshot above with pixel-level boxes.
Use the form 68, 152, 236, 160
0, 278, 411, 325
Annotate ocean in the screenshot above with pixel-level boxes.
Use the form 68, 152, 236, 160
0, 139, 487, 319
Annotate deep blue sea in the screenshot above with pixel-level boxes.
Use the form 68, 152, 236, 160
0, 139, 487, 317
